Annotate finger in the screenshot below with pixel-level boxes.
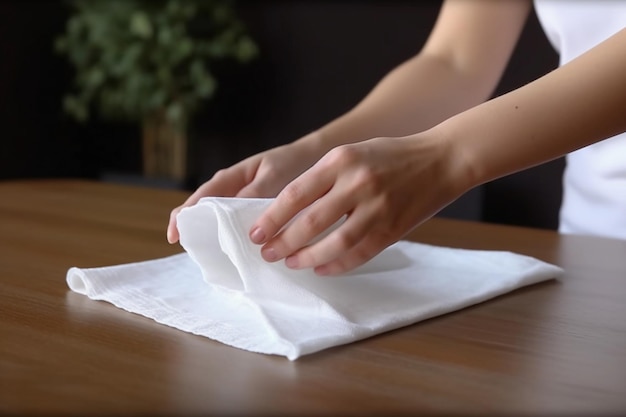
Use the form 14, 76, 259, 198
192, 168, 250, 199
313, 235, 388, 276
236, 176, 281, 198
165, 184, 226, 244
166, 167, 251, 244
236, 163, 284, 198
166, 206, 184, 243
250, 165, 333, 245
259, 189, 355, 262
282, 203, 379, 270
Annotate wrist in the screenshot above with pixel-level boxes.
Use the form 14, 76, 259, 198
291, 130, 328, 159
426, 124, 481, 198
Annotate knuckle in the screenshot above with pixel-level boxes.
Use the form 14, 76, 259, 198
326, 144, 360, 166
356, 241, 380, 262
353, 165, 379, 189
344, 243, 381, 273
296, 249, 318, 268
332, 230, 359, 252
300, 211, 324, 233
280, 182, 305, 205
373, 194, 393, 217
212, 168, 228, 181
263, 165, 280, 182
260, 216, 280, 236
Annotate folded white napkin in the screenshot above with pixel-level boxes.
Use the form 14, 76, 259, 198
67, 198, 563, 360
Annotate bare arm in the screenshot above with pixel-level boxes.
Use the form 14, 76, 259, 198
309, 0, 532, 152
167, 0, 533, 244
445, 26, 626, 188
250, 24, 626, 275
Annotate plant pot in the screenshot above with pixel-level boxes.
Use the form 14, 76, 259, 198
142, 110, 187, 182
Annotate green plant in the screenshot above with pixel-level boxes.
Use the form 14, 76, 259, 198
55, 0, 258, 128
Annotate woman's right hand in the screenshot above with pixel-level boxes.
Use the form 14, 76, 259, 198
166, 133, 325, 244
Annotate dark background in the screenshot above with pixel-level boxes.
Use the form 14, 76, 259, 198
0, 0, 562, 229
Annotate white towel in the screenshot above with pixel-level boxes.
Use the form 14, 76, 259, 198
67, 197, 563, 360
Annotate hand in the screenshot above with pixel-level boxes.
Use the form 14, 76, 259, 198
166, 136, 324, 244
249, 132, 471, 275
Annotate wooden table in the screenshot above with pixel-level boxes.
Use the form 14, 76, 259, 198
1, 179, 625, 416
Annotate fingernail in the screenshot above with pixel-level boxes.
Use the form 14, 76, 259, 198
250, 227, 266, 243
262, 247, 278, 262
285, 255, 299, 269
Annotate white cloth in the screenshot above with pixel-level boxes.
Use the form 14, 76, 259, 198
534, 0, 626, 240
67, 198, 563, 360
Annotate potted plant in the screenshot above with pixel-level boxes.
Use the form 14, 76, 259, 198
55, 0, 258, 183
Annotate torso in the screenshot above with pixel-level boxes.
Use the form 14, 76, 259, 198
534, 0, 626, 240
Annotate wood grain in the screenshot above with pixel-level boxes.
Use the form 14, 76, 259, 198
1, 179, 625, 416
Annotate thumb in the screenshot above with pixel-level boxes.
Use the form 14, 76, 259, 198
166, 206, 183, 244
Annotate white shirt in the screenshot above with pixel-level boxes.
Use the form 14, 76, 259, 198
534, 0, 626, 240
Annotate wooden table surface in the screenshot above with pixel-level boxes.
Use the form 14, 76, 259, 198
1, 179, 625, 416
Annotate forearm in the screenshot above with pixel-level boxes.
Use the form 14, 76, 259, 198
311, 55, 494, 149
302, 0, 531, 154
440, 27, 626, 190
